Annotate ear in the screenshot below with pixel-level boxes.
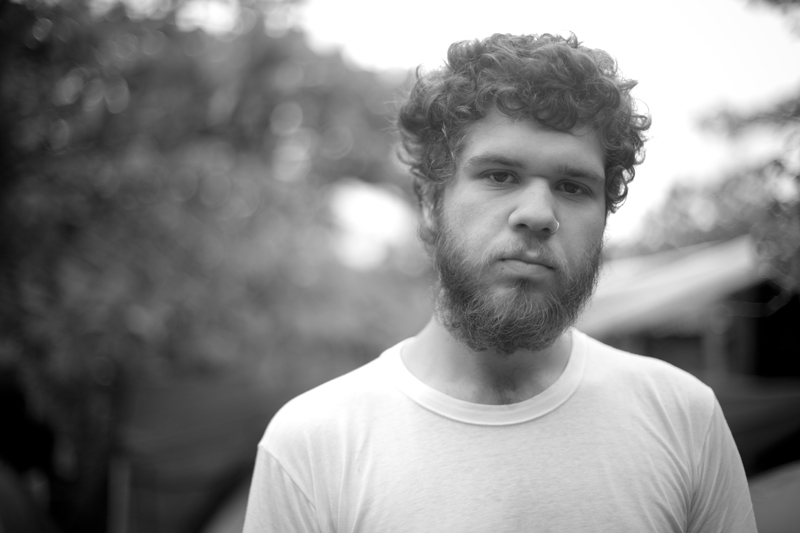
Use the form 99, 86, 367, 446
420, 197, 435, 234
420, 190, 437, 239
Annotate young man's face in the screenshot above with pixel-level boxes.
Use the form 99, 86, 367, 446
429, 109, 607, 355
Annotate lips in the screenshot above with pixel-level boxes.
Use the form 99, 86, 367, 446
500, 253, 555, 270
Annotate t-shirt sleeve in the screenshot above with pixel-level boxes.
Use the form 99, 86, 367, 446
242, 445, 321, 533
687, 397, 758, 533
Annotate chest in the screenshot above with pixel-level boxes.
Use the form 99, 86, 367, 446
324, 409, 693, 533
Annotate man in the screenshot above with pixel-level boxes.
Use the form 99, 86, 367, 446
242, 33, 757, 532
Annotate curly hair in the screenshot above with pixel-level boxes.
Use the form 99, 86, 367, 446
397, 33, 651, 239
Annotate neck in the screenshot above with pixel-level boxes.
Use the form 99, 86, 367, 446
402, 317, 573, 405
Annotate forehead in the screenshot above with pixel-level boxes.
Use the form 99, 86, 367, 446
456, 110, 605, 175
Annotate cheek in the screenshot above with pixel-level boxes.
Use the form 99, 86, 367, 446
444, 187, 500, 227
585, 215, 606, 241
572, 202, 606, 233
562, 210, 605, 248
446, 204, 497, 252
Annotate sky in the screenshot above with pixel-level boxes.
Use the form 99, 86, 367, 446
297, 0, 800, 250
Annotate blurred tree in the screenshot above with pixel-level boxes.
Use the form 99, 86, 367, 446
0, 1, 422, 531
630, 0, 800, 297
748, 0, 800, 31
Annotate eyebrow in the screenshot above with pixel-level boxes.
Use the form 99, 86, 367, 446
555, 164, 606, 185
461, 154, 525, 171
462, 154, 605, 184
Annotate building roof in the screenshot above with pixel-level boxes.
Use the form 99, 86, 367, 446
577, 235, 762, 337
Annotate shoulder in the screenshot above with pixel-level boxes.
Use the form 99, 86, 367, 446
261, 340, 409, 452
257, 341, 412, 490
575, 330, 717, 427
267, 357, 382, 433
578, 330, 712, 394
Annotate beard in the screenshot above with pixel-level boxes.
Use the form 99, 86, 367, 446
431, 215, 603, 357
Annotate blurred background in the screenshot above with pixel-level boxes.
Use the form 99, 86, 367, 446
0, 0, 798, 532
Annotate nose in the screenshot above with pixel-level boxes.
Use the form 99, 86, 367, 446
507, 179, 558, 234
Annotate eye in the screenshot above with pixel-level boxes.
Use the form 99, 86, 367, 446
558, 182, 588, 196
483, 171, 516, 184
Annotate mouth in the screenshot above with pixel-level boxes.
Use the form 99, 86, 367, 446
500, 254, 555, 270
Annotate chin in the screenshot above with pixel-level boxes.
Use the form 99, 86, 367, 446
490, 278, 555, 301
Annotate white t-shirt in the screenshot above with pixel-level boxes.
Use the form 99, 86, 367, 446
243, 330, 757, 532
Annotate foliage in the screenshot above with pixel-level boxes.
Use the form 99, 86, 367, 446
629, 159, 799, 290
0, 0, 426, 530
749, 0, 800, 32
629, 0, 800, 295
